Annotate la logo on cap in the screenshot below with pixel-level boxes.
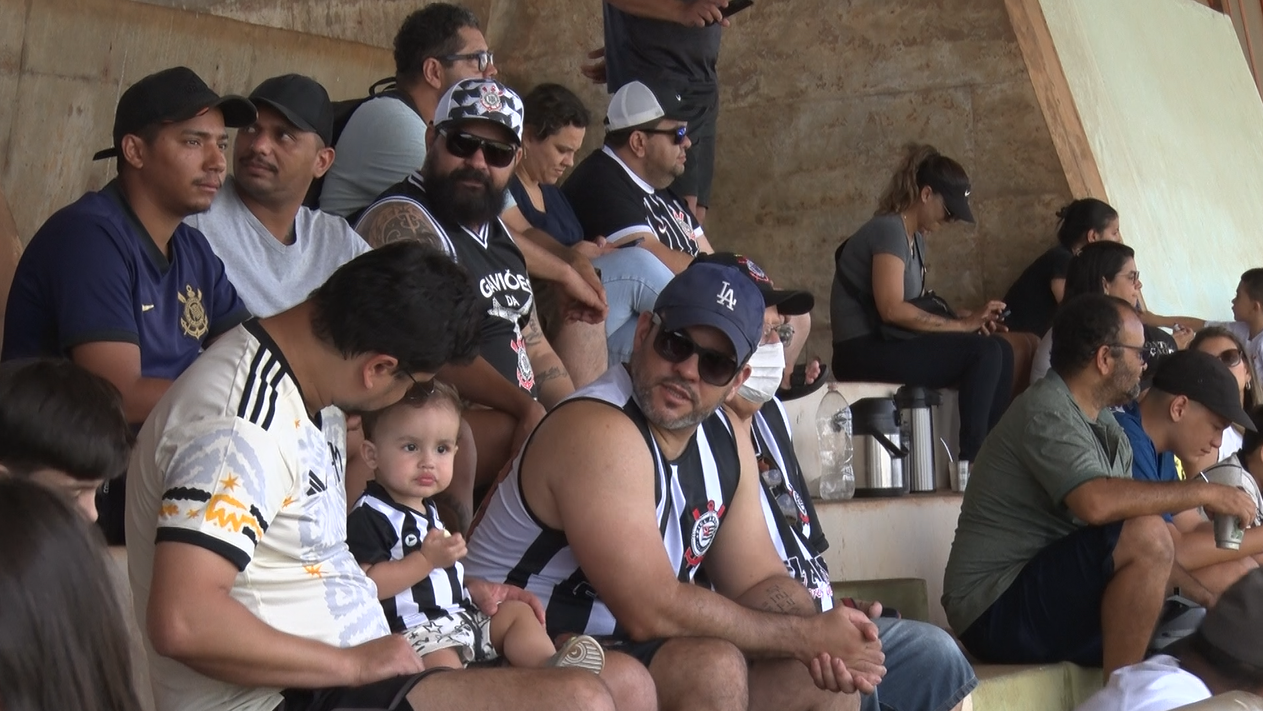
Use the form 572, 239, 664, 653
717, 281, 736, 311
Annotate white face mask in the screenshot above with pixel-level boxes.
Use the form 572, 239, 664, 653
738, 340, 785, 405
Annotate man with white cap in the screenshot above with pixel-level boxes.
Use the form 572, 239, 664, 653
1076, 567, 1263, 711
466, 261, 887, 711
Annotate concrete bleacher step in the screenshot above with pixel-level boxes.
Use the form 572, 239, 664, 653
972, 663, 1102, 711
831, 577, 930, 623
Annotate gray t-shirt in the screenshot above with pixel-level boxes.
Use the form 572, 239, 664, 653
603, 2, 722, 91
188, 178, 370, 318
941, 371, 1134, 633
830, 213, 925, 341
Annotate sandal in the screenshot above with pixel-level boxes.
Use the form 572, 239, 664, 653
777, 360, 828, 402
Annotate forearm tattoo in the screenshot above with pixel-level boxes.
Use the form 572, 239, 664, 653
356, 202, 443, 250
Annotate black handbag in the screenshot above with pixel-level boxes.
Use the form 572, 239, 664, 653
834, 239, 958, 341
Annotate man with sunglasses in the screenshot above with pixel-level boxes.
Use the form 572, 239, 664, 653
944, 294, 1257, 678
356, 78, 575, 527
701, 252, 978, 711
1114, 350, 1262, 598
466, 261, 890, 711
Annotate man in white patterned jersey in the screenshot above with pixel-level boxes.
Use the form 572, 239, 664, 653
465, 261, 887, 711
702, 252, 979, 711
356, 78, 572, 523
125, 242, 626, 711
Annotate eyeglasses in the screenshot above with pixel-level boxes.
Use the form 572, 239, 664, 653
639, 125, 689, 145
757, 454, 804, 526
1108, 342, 1164, 363
1119, 270, 1141, 284
1216, 348, 1244, 368
773, 323, 795, 346
440, 129, 517, 168
439, 50, 494, 73
651, 317, 740, 387
397, 370, 436, 401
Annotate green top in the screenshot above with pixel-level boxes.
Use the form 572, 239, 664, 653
941, 371, 1134, 633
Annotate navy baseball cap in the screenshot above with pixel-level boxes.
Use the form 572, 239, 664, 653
694, 252, 815, 316
249, 74, 334, 146
93, 66, 255, 160
653, 262, 765, 366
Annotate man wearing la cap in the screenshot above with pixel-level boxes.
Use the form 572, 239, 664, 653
706, 252, 978, 711
944, 294, 1257, 677
466, 261, 889, 711
1076, 568, 1263, 711
356, 78, 574, 530
1116, 350, 1263, 597
2, 65, 253, 543
189, 74, 369, 319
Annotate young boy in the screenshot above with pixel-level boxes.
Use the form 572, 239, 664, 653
1213, 268, 1263, 387
0, 359, 133, 522
347, 381, 604, 672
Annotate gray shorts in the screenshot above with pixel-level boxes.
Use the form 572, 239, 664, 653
403, 609, 498, 665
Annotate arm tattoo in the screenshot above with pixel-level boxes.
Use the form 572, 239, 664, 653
356, 202, 443, 250
536, 365, 569, 385
757, 580, 803, 615
522, 306, 570, 385
522, 305, 546, 347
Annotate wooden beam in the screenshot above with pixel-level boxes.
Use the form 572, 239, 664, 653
1003, 0, 1109, 200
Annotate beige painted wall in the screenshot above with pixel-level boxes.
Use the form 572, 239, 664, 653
1041, 0, 1263, 322
0, 0, 392, 241
114, 0, 1074, 359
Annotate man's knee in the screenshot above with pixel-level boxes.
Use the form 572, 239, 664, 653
650, 637, 747, 695
601, 651, 657, 711
561, 670, 619, 711
1117, 515, 1175, 565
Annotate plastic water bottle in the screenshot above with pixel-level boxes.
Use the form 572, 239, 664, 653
816, 389, 855, 500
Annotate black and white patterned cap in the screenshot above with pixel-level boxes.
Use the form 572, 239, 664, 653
434, 78, 524, 144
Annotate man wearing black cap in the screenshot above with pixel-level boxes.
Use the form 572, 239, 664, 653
189, 74, 369, 319
1116, 350, 1263, 597
944, 294, 1257, 677
467, 261, 888, 711
1076, 568, 1263, 710
2, 65, 254, 543
356, 78, 572, 528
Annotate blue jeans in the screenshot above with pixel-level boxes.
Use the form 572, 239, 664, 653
862, 617, 977, 711
593, 247, 674, 367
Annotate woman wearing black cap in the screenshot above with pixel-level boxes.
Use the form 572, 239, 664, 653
830, 143, 1012, 466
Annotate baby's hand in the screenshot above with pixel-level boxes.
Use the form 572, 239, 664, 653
420, 528, 466, 569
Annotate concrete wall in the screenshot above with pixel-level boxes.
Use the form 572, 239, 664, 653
121, 0, 1072, 359
0, 0, 392, 241
1041, 0, 1263, 323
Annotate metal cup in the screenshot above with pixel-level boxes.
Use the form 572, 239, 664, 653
1214, 513, 1245, 550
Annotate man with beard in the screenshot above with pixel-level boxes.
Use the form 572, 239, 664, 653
465, 262, 889, 711
356, 79, 571, 520
2, 66, 254, 543
189, 74, 369, 319
943, 293, 1257, 677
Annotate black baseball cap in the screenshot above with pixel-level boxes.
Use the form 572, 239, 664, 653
92, 66, 256, 161
249, 74, 334, 146
1186, 567, 1263, 667
694, 252, 815, 316
923, 173, 975, 224
1151, 349, 1257, 431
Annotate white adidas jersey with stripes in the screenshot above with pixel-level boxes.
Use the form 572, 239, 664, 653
126, 320, 390, 711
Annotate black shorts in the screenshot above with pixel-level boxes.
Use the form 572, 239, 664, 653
596, 636, 669, 667
959, 522, 1123, 667
277, 669, 449, 711
670, 85, 719, 208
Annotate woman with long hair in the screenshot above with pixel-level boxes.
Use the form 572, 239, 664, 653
831, 143, 1012, 466
1187, 326, 1263, 470
0, 478, 141, 711
1002, 198, 1120, 335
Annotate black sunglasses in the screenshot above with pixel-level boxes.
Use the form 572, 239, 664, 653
757, 454, 804, 526
651, 318, 740, 387
639, 125, 689, 145
440, 129, 517, 168
1216, 348, 1244, 368
439, 50, 494, 73
398, 371, 436, 401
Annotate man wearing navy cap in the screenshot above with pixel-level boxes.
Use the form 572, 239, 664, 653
189, 73, 370, 319
2, 65, 254, 543
466, 261, 888, 710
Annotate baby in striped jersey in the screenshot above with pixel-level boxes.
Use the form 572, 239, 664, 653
347, 381, 605, 673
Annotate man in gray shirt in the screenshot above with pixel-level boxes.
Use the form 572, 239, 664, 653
190, 74, 368, 318
943, 293, 1257, 677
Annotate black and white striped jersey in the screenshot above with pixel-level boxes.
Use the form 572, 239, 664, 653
347, 482, 475, 633
753, 398, 835, 612
464, 366, 741, 640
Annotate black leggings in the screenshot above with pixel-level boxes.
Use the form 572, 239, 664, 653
832, 333, 1013, 461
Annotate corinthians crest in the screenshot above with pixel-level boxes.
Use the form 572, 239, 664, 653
178, 284, 208, 339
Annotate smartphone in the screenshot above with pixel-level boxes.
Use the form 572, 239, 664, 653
616, 237, 645, 249
721, 0, 754, 18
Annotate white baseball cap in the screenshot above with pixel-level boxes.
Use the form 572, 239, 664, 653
605, 81, 689, 132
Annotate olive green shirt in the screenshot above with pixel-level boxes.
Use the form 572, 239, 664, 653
941, 371, 1134, 633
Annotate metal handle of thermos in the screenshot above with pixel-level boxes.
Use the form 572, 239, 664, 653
871, 431, 909, 459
